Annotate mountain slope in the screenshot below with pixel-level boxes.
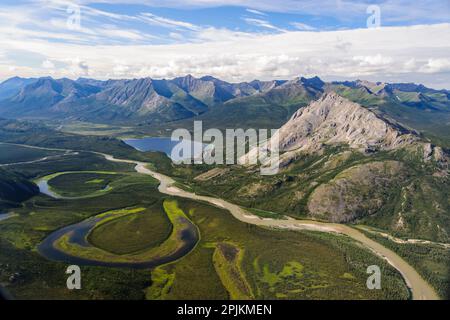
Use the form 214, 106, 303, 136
172, 74, 236, 105
92, 77, 208, 120
0, 77, 209, 122
0, 77, 38, 100
0, 77, 101, 119
0, 75, 449, 141
329, 80, 450, 146
171, 76, 324, 130
0, 75, 321, 126
0, 168, 39, 209
276, 92, 419, 154
244, 92, 444, 168
186, 92, 449, 242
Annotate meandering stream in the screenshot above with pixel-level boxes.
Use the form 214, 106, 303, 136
100, 154, 440, 300
0, 142, 440, 299
34, 173, 112, 200
37, 210, 199, 269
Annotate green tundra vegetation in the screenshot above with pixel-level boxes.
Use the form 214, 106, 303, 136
360, 230, 450, 299
52, 199, 196, 264
145, 199, 409, 300
0, 155, 160, 299
158, 142, 449, 299
0, 239, 151, 300
0, 143, 62, 164
173, 145, 450, 243
45, 172, 125, 198
0, 139, 410, 299
0, 118, 156, 162
88, 202, 172, 255
0, 120, 446, 300
212, 242, 254, 300
0, 74, 448, 301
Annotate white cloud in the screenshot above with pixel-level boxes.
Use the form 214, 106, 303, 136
194, 27, 257, 42
139, 12, 199, 30
290, 22, 316, 31
353, 54, 394, 66
113, 63, 130, 76
0, 5, 156, 45
169, 32, 184, 40
59, 57, 90, 77
243, 18, 286, 32
1, 22, 450, 88
50, 18, 155, 42
421, 58, 450, 73
402, 58, 418, 72
42, 59, 55, 69
334, 37, 352, 52
246, 8, 266, 16
97, 28, 148, 41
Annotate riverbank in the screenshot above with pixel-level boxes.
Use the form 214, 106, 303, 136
3, 142, 440, 300
101, 153, 439, 300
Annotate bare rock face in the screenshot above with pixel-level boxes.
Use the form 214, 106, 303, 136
277, 92, 418, 154
422, 142, 447, 164
242, 92, 449, 170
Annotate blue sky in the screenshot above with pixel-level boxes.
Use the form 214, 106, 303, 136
2, 0, 447, 45
0, 0, 449, 88
86, 0, 448, 38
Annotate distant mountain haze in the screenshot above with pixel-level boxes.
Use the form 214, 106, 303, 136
0, 75, 449, 143
0, 76, 38, 100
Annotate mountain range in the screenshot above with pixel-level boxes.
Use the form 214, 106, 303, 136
1, 74, 449, 299
1, 74, 449, 146
0, 75, 294, 123
262, 92, 445, 163
189, 92, 449, 242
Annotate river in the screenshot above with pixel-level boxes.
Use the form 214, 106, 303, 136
101, 153, 440, 300
0, 142, 440, 300
37, 210, 199, 269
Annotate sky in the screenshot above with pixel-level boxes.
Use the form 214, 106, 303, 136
0, 0, 449, 88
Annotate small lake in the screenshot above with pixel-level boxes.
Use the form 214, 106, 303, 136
0, 213, 15, 222
123, 137, 209, 162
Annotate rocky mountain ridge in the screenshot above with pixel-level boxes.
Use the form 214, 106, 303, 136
278, 92, 418, 153
243, 91, 447, 171
1, 75, 449, 131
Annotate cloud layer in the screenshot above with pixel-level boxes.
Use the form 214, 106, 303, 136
0, 1, 449, 89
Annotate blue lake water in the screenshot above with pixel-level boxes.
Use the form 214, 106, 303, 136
0, 213, 15, 222
123, 137, 207, 162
